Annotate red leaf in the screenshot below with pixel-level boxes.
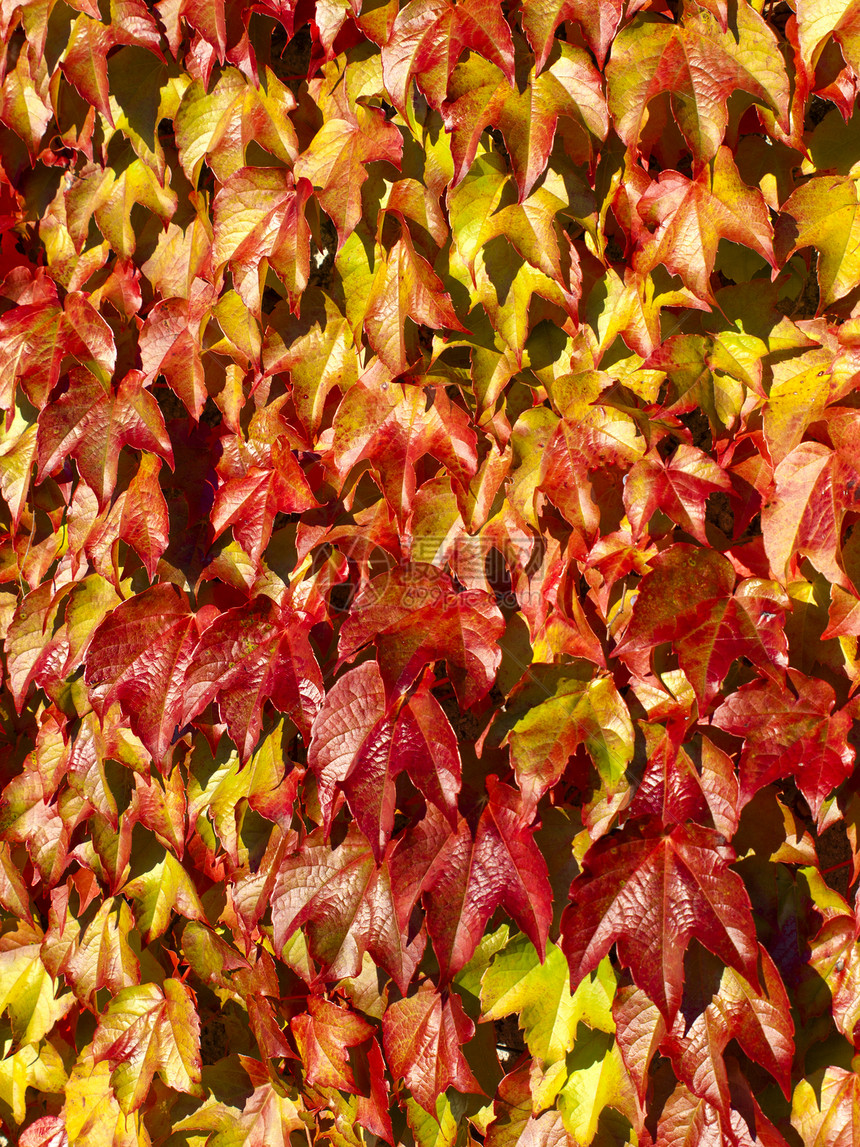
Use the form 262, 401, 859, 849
291, 997, 375, 1093
293, 106, 403, 248
271, 825, 425, 991
19, 1116, 67, 1147
631, 149, 776, 302
628, 724, 739, 838
381, 0, 515, 115
113, 452, 170, 579
606, 9, 789, 160
623, 444, 732, 544
762, 440, 857, 590
60, 14, 115, 124
561, 819, 760, 1021
613, 985, 667, 1106
85, 583, 200, 765
390, 787, 552, 981
308, 661, 461, 858
663, 948, 794, 1115
211, 439, 317, 565
212, 169, 313, 313
711, 670, 855, 820
364, 228, 465, 374
617, 545, 788, 708
182, 595, 323, 756
138, 289, 213, 419
331, 382, 478, 523
521, 0, 621, 69
338, 565, 504, 708
37, 367, 173, 508
382, 981, 481, 1111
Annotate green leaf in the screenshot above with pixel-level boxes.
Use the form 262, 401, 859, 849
501, 665, 634, 815
783, 174, 860, 307
122, 837, 206, 942
557, 1026, 637, 1146
480, 934, 615, 1067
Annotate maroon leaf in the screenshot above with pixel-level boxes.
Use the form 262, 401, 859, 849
37, 367, 173, 508
85, 583, 200, 765
338, 565, 504, 708
182, 594, 324, 757
561, 819, 760, 1021
382, 981, 481, 1111
308, 661, 461, 858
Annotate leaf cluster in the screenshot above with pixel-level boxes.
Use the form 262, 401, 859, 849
2, 0, 860, 1144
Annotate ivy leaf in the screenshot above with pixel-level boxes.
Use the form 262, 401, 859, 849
182, 594, 324, 756
521, 0, 622, 69
443, 48, 608, 199
308, 660, 461, 858
262, 293, 360, 436
809, 911, 860, 1049
557, 1026, 637, 1147
175, 67, 298, 186
663, 946, 794, 1116
783, 174, 860, 308
331, 382, 478, 523
85, 583, 201, 766
37, 367, 172, 508
271, 825, 425, 990
628, 725, 739, 837
0, 923, 73, 1047
382, 981, 481, 1112
762, 440, 860, 589
613, 985, 667, 1106
212, 169, 313, 314
210, 439, 317, 565
632, 149, 776, 303
110, 451, 170, 580
293, 106, 403, 249
338, 565, 503, 708
655, 1083, 752, 1147
617, 545, 789, 708
711, 670, 855, 819
49, 895, 140, 1005
390, 787, 553, 982
138, 290, 211, 419
292, 997, 375, 1093
60, 13, 115, 123
484, 1063, 571, 1147
62, 1056, 146, 1146
381, 0, 515, 116
365, 227, 465, 374
792, 1067, 860, 1147
500, 664, 634, 816
606, 7, 789, 159
561, 819, 760, 1021
480, 934, 615, 1066
92, 979, 202, 1113
623, 444, 732, 543
122, 838, 207, 941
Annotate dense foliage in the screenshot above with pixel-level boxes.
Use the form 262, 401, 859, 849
2, 0, 860, 1143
